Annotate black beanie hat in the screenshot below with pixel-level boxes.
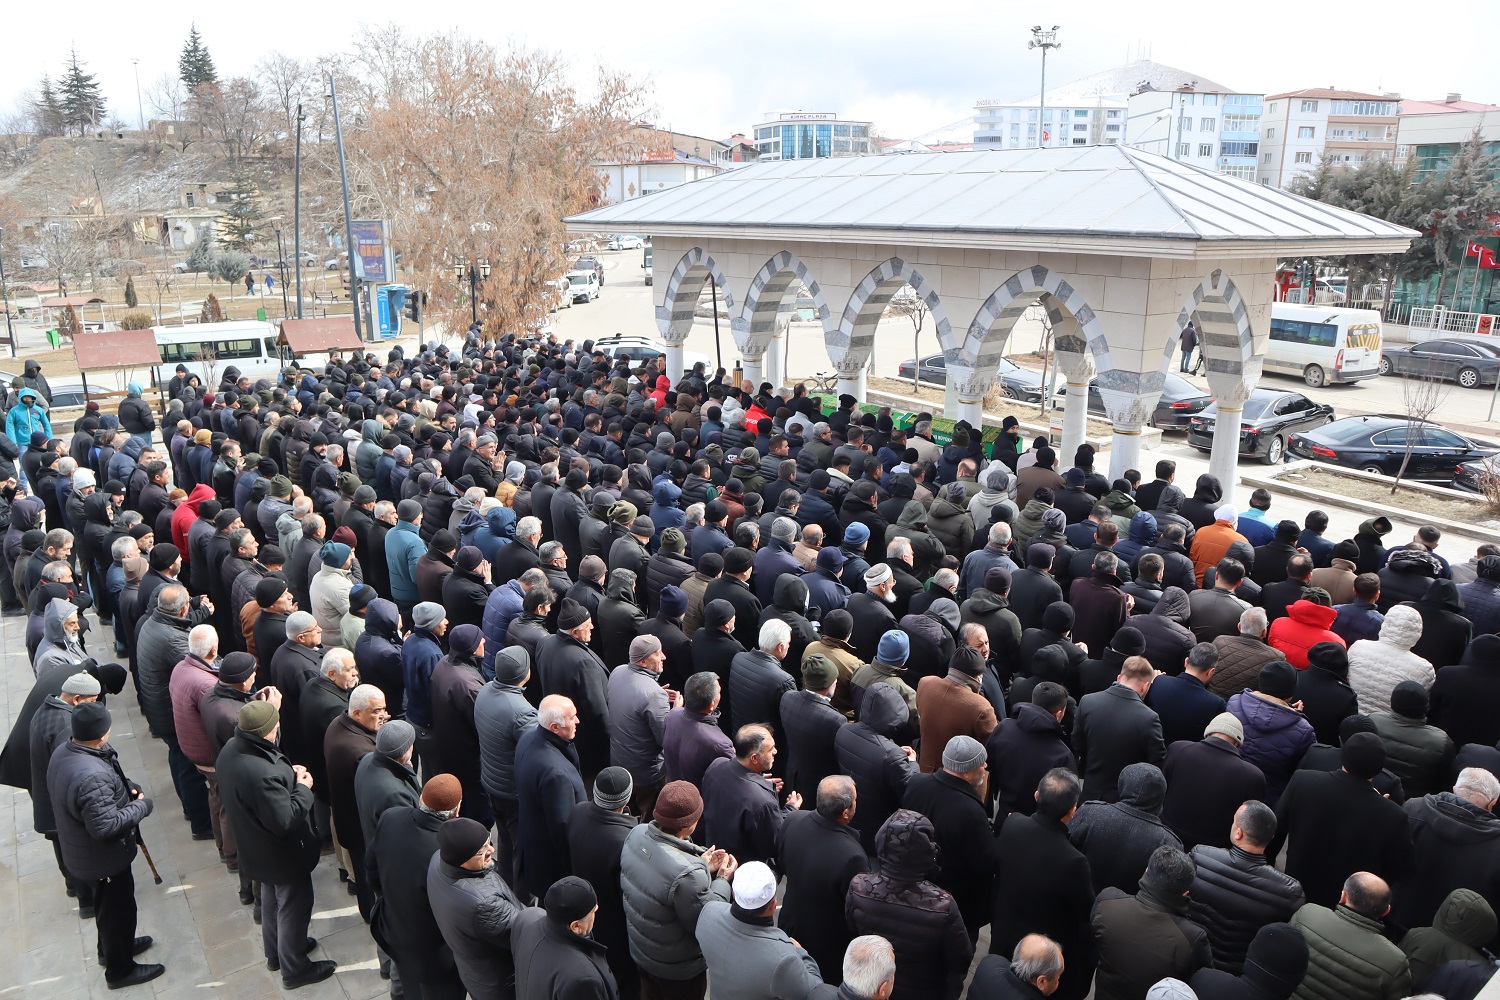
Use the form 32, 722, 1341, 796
436, 818, 491, 866
149, 543, 181, 571
1341, 732, 1387, 780
71, 702, 111, 741
1390, 680, 1430, 719
1243, 922, 1309, 996
1305, 642, 1349, 678
1258, 661, 1299, 700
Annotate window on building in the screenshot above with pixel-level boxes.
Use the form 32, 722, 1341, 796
1266, 127, 1275, 139
1027, 110, 1038, 121
1183, 93, 1195, 105
851, 126, 869, 138
1177, 143, 1191, 157
1074, 109, 1088, 118
1072, 138, 1087, 145
1106, 110, 1121, 119
1105, 137, 1118, 144
1201, 118, 1216, 131
1180, 116, 1193, 132
1263, 152, 1272, 163
1268, 102, 1278, 113
1298, 126, 1315, 139
1220, 141, 1258, 156
1300, 100, 1318, 112
1329, 100, 1396, 116
185, 192, 194, 207
1203, 94, 1219, 106
834, 124, 849, 137
1106, 123, 1120, 132
1198, 143, 1214, 157
1223, 114, 1259, 132
1220, 165, 1255, 180
1295, 151, 1312, 163
1074, 123, 1088, 131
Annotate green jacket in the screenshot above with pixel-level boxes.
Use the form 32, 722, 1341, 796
1293, 903, 1411, 1000
1399, 888, 1497, 984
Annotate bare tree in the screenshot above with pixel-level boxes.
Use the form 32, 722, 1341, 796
884, 284, 930, 390
192, 77, 271, 164
1392, 371, 1453, 491
145, 73, 195, 150
254, 52, 318, 149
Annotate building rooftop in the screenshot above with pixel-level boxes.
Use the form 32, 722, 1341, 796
565, 144, 1416, 258
1399, 97, 1500, 115
1265, 87, 1393, 102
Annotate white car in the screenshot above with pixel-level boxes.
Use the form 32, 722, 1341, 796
549, 277, 573, 311
590, 334, 713, 376
608, 235, 645, 251
566, 269, 600, 303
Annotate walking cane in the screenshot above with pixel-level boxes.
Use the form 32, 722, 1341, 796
136, 830, 163, 885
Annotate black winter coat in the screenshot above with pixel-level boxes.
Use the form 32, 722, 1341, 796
1091, 885, 1212, 1000
779, 689, 847, 806
367, 805, 457, 983
986, 703, 1077, 819
835, 686, 919, 854
1394, 791, 1500, 938
354, 602, 406, 719
1402, 578, 1472, 669
846, 591, 898, 664
1161, 736, 1267, 851
567, 800, 638, 979
47, 739, 150, 881
1295, 664, 1360, 747
215, 730, 320, 885
703, 575, 764, 653
990, 811, 1097, 1000
535, 633, 612, 779
729, 646, 797, 743
777, 811, 870, 983
27, 697, 74, 834
1007, 568, 1063, 633
1430, 634, 1500, 749
1187, 845, 1305, 974
136, 607, 194, 738
904, 770, 999, 939
1069, 763, 1181, 895
513, 725, 586, 900
1074, 684, 1166, 803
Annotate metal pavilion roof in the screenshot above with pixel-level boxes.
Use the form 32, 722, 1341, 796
566, 145, 1417, 258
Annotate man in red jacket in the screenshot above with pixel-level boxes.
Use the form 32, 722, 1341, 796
1268, 592, 1345, 669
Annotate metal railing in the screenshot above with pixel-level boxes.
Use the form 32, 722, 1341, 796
1409, 306, 1500, 337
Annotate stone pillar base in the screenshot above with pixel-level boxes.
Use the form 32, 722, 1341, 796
664, 342, 685, 381
1061, 381, 1090, 462
835, 369, 866, 404
740, 356, 764, 390
1108, 425, 1144, 480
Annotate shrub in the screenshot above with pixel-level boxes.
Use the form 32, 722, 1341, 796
119, 309, 154, 330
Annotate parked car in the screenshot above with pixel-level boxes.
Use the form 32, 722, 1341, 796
566, 269, 600, 303
590, 334, 713, 375
608, 235, 645, 251
1378, 338, 1500, 389
44, 380, 117, 409
1287, 414, 1499, 482
1452, 454, 1499, 494
1085, 373, 1214, 429
99, 260, 148, 278
571, 255, 605, 286
549, 277, 573, 311
1186, 388, 1335, 464
896, 353, 1048, 402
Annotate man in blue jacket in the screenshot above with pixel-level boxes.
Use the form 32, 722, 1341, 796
385, 499, 426, 627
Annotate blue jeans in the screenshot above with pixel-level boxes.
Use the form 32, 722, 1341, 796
1180, 348, 1194, 372
163, 735, 212, 834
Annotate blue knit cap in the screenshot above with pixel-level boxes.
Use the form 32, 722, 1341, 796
320, 540, 352, 568
877, 630, 910, 665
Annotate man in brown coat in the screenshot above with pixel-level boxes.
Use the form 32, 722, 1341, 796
916, 646, 999, 773
1309, 540, 1361, 607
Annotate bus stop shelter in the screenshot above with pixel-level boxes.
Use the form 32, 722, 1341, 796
73, 329, 168, 413
565, 146, 1415, 498
278, 317, 363, 358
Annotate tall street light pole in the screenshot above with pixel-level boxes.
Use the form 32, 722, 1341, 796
294, 103, 305, 320
0, 228, 16, 359
328, 75, 363, 341
131, 58, 144, 132
1029, 25, 1061, 149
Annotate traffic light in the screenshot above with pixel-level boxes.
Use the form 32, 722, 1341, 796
341, 275, 353, 300
405, 290, 423, 322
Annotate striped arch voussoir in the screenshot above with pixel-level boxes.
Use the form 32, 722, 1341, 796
1161, 268, 1254, 377
963, 265, 1109, 372
655, 247, 732, 342
836, 258, 954, 362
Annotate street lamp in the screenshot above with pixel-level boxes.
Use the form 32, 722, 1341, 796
1029, 25, 1061, 149
294, 103, 306, 319
269, 218, 291, 319
454, 260, 491, 328
131, 58, 144, 133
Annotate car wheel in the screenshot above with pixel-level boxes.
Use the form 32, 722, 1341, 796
1359, 463, 1386, 475
1378, 357, 1392, 376
1262, 436, 1285, 465
1303, 365, 1325, 388
1459, 367, 1480, 389
1001, 384, 1019, 400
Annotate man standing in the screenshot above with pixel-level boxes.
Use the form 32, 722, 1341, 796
902, 735, 998, 943
1090, 845, 1211, 999
27, 671, 101, 910
779, 656, 848, 806
515, 695, 588, 901
1160, 714, 1267, 851
46, 702, 163, 988
475, 645, 538, 885
694, 861, 828, 1000
216, 701, 336, 989
325, 684, 389, 920
1073, 655, 1166, 803
1188, 800, 1305, 974
701, 724, 802, 868
427, 817, 525, 1000
1179, 322, 1198, 373
567, 766, 639, 999
915, 647, 998, 773
1290, 873, 1411, 1000
608, 634, 681, 819
512, 877, 620, 1000
778, 776, 871, 983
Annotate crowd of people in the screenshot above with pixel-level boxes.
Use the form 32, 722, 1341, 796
2, 336, 1500, 1000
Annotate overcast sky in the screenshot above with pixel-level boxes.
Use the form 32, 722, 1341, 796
8, 0, 1498, 142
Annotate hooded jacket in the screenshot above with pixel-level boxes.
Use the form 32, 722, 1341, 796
1069, 762, 1182, 895
835, 685, 919, 854
471, 506, 516, 566
1402, 578, 1471, 668
1115, 512, 1158, 569
1395, 790, 1500, 935
1149, 485, 1197, 549
1348, 605, 1433, 715
32, 598, 87, 678
1091, 873, 1213, 1000
1189, 922, 1311, 1000
1399, 889, 1497, 984
1377, 546, 1440, 612
353, 600, 406, 718
1267, 600, 1344, 669
1180, 475, 1224, 529
887, 501, 947, 580
1430, 634, 1500, 748
1227, 691, 1315, 802
1135, 587, 1196, 674
845, 810, 973, 1000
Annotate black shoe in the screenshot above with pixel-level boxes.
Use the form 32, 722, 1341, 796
191, 829, 214, 841
106, 963, 165, 990
1, 605, 25, 617
267, 939, 319, 971
98, 937, 153, 965
238, 887, 254, 905
79, 904, 95, 919
252, 903, 262, 925
282, 960, 337, 989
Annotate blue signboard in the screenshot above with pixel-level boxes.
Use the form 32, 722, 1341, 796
376, 284, 410, 340
350, 220, 390, 284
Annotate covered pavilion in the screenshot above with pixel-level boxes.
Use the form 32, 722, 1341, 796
565, 145, 1414, 497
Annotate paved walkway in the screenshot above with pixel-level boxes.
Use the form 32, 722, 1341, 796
0, 613, 387, 1000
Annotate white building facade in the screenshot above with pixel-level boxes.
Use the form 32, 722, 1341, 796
1124, 90, 1263, 181
1257, 89, 1399, 189
973, 98, 1125, 149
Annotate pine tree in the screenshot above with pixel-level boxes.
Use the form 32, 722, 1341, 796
216, 172, 265, 253
58, 50, 104, 136
179, 24, 218, 89
124, 276, 139, 308
1420, 128, 1500, 308
31, 74, 65, 136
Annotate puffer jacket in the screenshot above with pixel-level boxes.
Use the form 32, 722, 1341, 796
835, 684, 919, 854
1069, 762, 1182, 895
1457, 564, 1500, 636
1115, 511, 1158, 568
136, 606, 195, 738
1134, 587, 1196, 675
1010, 499, 1053, 557
645, 549, 695, 615
620, 820, 732, 979
1189, 845, 1306, 974
1291, 903, 1411, 1000
926, 496, 974, 555
353, 600, 405, 718
1348, 605, 1433, 715
1192, 519, 1250, 587
474, 674, 538, 804
1268, 600, 1344, 669
309, 561, 355, 647
471, 506, 516, 566
1399, 888, 1497, 984
169, 653, 219, 767
887, 501, 947, 580
1102, 488, 1141, 535
1377, 546, 1439, 612
1395, 790, 1500, 933
845, 809, 973, 1000
1370, 711, 1454, 799
1402, 578, 1471, 669
1227, 691, 1315, 802
47, 740, 151, 881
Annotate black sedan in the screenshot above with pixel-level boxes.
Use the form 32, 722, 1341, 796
1452, 454, 1498, 493
1378, 338, 1500, 389
1187, 389, 1335, 464
896, 354, 1051, 403
1287, 414, 1499, 482
1085, 373, 1213, 430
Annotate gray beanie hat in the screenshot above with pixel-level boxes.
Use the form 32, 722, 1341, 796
285, 610, 318, 640
493, 645, 531, 685
375, 720, 416, 759
413, 602, 445, 629
61, 672, 102, 697
942, 735, 987, 774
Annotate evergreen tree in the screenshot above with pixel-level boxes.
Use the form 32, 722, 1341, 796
31, 74, 65, 136
123, 276, 139, 308
216, 172, 265, 253
58, 50, 104, 136
185, 227, 218, 273
179, 24, 218, 89
1420, 128, 1500, 308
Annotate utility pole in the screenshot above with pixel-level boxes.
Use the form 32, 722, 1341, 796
1029, 25, 1061, 149
294, 103, 305, 319
328, 76, 363, 341
131, 58, 144, 132
0, 228, 16, 359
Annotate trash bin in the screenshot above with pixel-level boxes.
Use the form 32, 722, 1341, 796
45, 329, 60, 349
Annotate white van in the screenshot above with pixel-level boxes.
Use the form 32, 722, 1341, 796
1266, 303, 1382, 388
152, 320, 318, 385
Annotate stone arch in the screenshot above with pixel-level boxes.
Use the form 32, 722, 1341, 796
734, 250, 835, 360
833, 257, 954, 370
961, 264, 1112, 376
655, 246, 733, 344
1156, 268, 1259, 379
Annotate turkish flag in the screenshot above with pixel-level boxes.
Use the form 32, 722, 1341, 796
1471, 242, 1500, 269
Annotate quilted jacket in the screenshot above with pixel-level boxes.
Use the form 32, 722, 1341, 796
1348, 606, 1434, 715
1227, 690, 1315, 802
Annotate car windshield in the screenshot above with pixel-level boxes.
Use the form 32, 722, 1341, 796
1320, 419, 1391, 444
568, 274, 589, 286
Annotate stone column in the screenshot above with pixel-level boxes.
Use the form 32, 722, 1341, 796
834, 360, 867, 405
663, 341, 685, 381
1096, 382, 1162, 482
1209, 404, 1244, 506
765, 329, 785, 391
1060, 379, 1091, 463
1108, 423, 1145, 481
740, 353, 764, 390
949, 374, 989, 428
